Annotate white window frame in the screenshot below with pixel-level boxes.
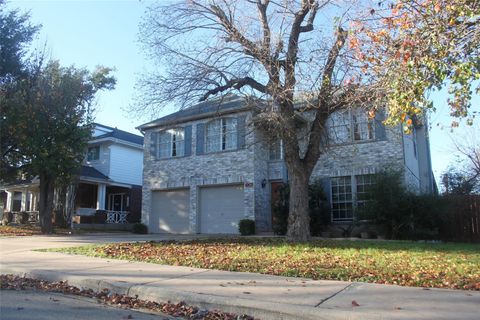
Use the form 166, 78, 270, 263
331, 174, 375, 222
157, 128, 185, 159
269, 139, 284, 160
328, 109, 375, 145
87, 146, 100, 161
205, 118, 237, 153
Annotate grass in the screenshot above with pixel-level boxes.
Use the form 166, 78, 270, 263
45, 237, 480, 290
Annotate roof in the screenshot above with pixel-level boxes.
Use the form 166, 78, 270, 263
79, 166, 109, 180
137, 95, 257, 130
92, 123, 144, 146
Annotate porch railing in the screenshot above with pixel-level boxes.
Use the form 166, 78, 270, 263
3, 211, 39, 224
105, 210, 129, 224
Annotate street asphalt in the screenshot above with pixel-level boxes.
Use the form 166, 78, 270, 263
1, 233, 479, 320
0, 289, 176, 320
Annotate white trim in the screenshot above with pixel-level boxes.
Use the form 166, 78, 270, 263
88, 137, 143, 150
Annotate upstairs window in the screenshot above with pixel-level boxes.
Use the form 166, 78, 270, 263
87, 146, 100, 161
158, 128, 185, 158
206, 118, 237, 153
327, 109, 375, 144
269, 139, 284, 160
352, 109, 374, 141
327, 110, 351, 144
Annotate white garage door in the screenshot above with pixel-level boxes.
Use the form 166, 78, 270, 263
199, 185, 244, 234
150, 189, 190, 234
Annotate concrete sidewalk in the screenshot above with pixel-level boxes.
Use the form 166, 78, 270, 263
1, 234, 478, 320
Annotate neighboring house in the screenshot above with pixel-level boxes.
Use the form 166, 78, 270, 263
137, 95, 435, 234
0, 123, 144, 225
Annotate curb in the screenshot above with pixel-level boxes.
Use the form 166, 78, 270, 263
1, 266, 374, 320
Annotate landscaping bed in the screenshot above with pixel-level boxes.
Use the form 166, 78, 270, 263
48, 238, 480, 290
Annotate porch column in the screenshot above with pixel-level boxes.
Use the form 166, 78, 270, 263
31, 193, 37, 211
20, 188, 27, 211
96, 183, 106, 210
6, 191, 13, 212
28, 192, 33, 211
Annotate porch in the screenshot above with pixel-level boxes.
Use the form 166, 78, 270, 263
73, 182, 142, 225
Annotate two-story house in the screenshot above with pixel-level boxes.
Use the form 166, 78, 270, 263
137, 95, 435, 234
1, 123, 144, 225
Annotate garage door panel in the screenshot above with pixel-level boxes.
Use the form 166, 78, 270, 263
151, 189, 189, 234
200, 185, 244, 234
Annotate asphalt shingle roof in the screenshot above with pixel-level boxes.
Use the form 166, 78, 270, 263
92, 123, 144, 145
80, 166, 109, 180
137, 95, 254, 129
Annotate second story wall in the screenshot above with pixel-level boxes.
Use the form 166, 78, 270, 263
86, 143, 110, 177
109, 144, 143, 186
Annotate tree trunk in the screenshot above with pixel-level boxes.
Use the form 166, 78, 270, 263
54, 185, 68, 228
286, 167, 311, 242
39, 174, 55, 234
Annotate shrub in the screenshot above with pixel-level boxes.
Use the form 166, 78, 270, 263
362, 169, 448, 240
238, 219, 255, 235
272, 179, 330, 236
132, 223, 148, 234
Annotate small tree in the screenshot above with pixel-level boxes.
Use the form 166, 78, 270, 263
3, 60, 115, 233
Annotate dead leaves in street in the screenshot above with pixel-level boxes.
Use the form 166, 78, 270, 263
0, 274, 255, 320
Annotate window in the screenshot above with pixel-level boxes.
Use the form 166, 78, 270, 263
331, 176, 353, 222
206, 118, 237, 153
331, 174, 374, 222
352, 109, 374, 141
158, 128, 185, 158
269, 139, 283, 160
87, 146, 100, 161
355, 174, 375, 209
327, 109, 375, 144
328, 110, 351, 144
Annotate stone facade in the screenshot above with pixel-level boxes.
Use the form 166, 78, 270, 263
142, 111, 260, 233
141, 100, 433, 233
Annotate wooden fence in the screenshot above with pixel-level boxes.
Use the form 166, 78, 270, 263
446, 195, 480, 243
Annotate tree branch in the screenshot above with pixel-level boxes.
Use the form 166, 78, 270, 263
200, 76, 268, 101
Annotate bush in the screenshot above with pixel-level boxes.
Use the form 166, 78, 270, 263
362, 169, 449, 240
132, 223, 148, 234
238, 219, 255, 235
272, 179, 330, 236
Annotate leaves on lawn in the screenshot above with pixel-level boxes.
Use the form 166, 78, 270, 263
56, 238, 480, 291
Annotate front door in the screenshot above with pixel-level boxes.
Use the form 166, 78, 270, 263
271, 181, 285, 228
108, 193, 126, 211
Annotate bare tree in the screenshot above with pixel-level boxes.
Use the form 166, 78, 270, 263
134, 0, 478, 241
135, 0, 371, 241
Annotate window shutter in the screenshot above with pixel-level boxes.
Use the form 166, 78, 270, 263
321, 177, 332, 217
237, 115, 247, 149
196, 123, 205, 155
149, 131, 158, 159
184, 125, 192, 156
375, 111, 387, 140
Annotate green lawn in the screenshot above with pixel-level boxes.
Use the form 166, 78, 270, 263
47, 238, 480, 290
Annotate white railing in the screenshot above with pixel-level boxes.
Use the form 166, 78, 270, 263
105, 210, 129, 224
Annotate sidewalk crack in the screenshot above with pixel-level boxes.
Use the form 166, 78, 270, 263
315, 283, 354, 307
